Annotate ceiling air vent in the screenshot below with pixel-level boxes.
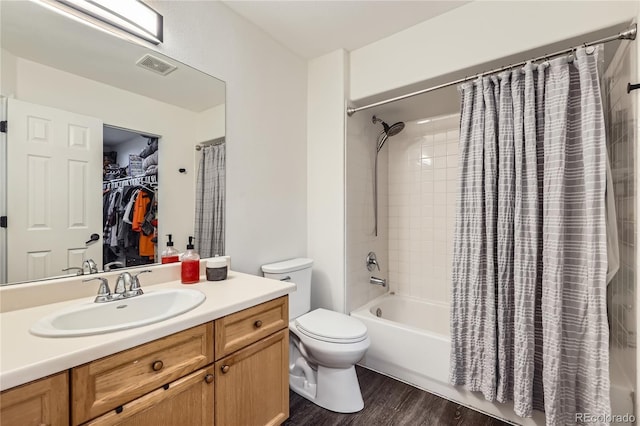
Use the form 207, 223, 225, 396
136, 54, 177, 76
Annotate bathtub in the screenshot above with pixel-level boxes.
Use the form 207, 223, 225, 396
352, 293, 545, 426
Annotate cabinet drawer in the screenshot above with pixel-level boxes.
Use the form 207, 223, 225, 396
83, 365, 215, 426
0, 371, 69, 426
215, 296, 288, 359
72, 323, 214, 425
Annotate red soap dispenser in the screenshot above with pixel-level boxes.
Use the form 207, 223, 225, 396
161, 234, 180, 264
181, 236, 200, 284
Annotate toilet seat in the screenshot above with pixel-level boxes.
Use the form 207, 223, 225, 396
295, 309, 368, 344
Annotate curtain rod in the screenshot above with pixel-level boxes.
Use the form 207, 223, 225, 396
195, 137, 225, 150
347, 24, 637, 117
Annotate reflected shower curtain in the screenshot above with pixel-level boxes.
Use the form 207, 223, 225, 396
194, 141, 225, 257
450, 47, 609, 425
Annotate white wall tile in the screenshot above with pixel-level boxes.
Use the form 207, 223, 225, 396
603, 41, 636, 390
387, 113, 459, 304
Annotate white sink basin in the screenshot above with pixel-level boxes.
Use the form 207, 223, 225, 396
30, 289, 206, 337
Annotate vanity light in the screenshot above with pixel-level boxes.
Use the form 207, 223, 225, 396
51, 0, 163, 44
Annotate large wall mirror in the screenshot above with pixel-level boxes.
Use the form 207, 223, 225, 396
0, 1, 226, 285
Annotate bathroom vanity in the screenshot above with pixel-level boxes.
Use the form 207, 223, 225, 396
0, 267, 294, 426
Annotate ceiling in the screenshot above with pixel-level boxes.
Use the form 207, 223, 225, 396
1, 1, 225, 112
222, 1, 470, 59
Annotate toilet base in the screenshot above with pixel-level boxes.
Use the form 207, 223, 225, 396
290, 364, 364, 413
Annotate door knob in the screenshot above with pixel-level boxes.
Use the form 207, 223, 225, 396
221, 365, 230, 374
86, 233, 100, 245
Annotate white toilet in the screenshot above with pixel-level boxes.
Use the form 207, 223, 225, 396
262, 258, 370, 413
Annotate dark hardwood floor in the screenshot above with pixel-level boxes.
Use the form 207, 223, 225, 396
284, 366, 510, 426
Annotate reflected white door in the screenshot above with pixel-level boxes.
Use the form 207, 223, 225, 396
7, 98, 103, 282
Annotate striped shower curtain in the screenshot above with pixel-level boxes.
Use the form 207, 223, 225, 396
194, 141, 225, 257
449, 47, 610, 425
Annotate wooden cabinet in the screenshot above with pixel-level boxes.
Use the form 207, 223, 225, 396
71, 323, 214, 425
215, 329, 289, 426
0, 371, 69, 426
3, 296, 289, 426
83, 365, 215, 426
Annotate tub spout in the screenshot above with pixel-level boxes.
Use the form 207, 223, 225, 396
370, 276, 386, 287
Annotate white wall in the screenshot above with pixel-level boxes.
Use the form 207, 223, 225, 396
350, 1, 639, 101
150, 1, 307, 275
195, 104, 225, 143
307, 49, 348, 312
345, 111, 388, 312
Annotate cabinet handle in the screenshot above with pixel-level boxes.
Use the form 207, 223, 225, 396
254, 320, 263, 328
204, 374, 214, 384
152, 360, 164, 371
221, 365, 230, 374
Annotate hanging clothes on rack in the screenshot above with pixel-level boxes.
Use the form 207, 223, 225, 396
132, 189, 155, 259
102, 175, 158, 267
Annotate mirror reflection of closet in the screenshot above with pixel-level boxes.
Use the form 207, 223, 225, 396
102, 125, 159, 271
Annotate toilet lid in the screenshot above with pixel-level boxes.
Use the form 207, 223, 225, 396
295, 309, 368, 343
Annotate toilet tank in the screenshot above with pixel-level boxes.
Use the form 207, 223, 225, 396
261, 258, 313, 320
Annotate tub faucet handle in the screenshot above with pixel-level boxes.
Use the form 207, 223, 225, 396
366, 252, 380, 272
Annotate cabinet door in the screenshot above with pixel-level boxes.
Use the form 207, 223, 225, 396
84, 365, 214, 426
215, 329, 288, 426
0, 371, 69, 426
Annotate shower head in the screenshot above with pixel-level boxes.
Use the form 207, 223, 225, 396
373, 115, 404, 152
372, 115, 405, 137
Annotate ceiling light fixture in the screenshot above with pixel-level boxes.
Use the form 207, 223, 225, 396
53, 0, 163, 44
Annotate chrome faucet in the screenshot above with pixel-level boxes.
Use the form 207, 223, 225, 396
84, 270, 152, 303
82, 259, 99, 275
366, 252, 380, 272
370, 276, 387, 287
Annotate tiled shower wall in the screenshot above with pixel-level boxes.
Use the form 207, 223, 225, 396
387, 114, 459, 304
603, 40, 637, 391
345, 113, 389, 313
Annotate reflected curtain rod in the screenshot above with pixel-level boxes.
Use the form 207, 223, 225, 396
195, 137, 225, 150
346, 24, 637, 117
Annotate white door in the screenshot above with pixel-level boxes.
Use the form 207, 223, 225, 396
7, 98, 103, 283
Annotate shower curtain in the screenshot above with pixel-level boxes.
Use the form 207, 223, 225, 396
194, 141, 225, 257
450, 47, 609, 425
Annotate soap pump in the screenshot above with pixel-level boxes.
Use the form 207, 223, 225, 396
181, 236, 200, 284
161, 234, 179, 264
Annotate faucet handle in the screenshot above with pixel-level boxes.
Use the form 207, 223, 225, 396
83, 277, 111, 303
129, 270, 151, 296
133, 270, 152, 281
104, 261, 124, 272
366, 252, 380, 272
62, 267, 83, 276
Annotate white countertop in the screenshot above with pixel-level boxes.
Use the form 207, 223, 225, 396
0, 271, 295, 391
